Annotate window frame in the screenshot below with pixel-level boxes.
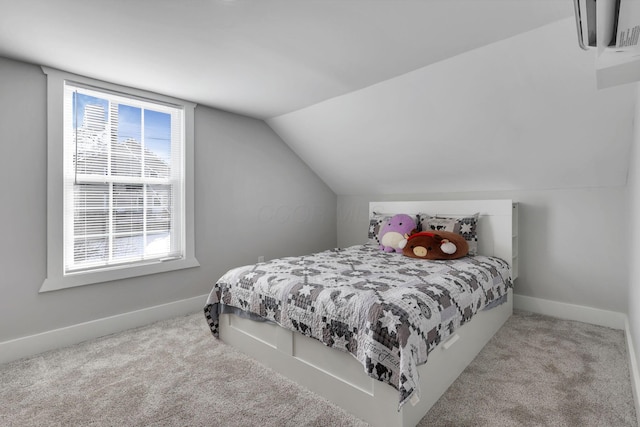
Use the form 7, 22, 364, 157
41, 67, 199, 292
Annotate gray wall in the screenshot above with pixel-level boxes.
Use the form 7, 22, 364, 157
337, 187, 629, 314
0, 56, 337, 342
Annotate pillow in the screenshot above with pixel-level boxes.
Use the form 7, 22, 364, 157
417, 213, 479, 255
368, 212, 394, 246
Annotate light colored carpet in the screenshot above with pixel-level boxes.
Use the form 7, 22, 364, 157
421, 311, 637, 427
0, 310, 636, 426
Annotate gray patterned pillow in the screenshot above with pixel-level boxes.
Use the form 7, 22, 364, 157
367, 212, 393, 246
417, 213, 479, 255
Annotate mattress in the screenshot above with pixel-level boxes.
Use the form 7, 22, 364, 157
204, 244, 512, 408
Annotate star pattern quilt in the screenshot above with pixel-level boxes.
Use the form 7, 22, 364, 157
204, 244, 512, 408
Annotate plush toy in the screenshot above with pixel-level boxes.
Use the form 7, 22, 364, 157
378, 214, 416, 253
399, 230, 469, 260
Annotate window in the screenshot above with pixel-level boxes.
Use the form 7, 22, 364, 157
41, 68, 198, 292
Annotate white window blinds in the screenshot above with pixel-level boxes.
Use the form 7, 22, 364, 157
63, 81, 185, 274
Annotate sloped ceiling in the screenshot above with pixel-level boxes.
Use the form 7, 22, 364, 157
0, 0, 573, 119
0, 1, 634, 195
268, 18, 637, 194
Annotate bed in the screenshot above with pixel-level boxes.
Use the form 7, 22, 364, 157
204, 200, 518, 427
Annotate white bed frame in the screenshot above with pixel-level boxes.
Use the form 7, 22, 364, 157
218, 200, 518, 427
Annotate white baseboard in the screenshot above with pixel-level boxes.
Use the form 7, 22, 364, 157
624, 317, 640, 427
513, 293, 626, 330
0, 294, 209, 365
514, 293, 639, 424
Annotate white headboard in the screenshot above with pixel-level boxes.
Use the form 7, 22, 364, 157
369, 200, 518, 280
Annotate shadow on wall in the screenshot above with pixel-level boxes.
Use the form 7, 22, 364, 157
514, 202, 548, 292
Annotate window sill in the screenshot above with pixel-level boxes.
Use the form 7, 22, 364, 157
39, 257, 200, 293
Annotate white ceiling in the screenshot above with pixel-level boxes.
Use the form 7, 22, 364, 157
4, 0, 634, 196
0, 0, 574, 119
268, 18, 636, 195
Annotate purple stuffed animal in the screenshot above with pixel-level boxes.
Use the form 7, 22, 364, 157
378, 214, 416, 253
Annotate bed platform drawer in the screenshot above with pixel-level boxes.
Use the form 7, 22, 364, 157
221, 313, 373, 393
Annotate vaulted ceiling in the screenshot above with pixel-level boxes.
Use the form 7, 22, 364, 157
1, 0, 635, 195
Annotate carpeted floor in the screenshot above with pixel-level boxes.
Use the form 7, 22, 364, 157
422, 311, 637, 427
0, 310, 636, 426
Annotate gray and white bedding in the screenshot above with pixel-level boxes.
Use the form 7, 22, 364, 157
204, 244, 512, 408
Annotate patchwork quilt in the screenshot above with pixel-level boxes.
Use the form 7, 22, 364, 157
204, 244, 512, 408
